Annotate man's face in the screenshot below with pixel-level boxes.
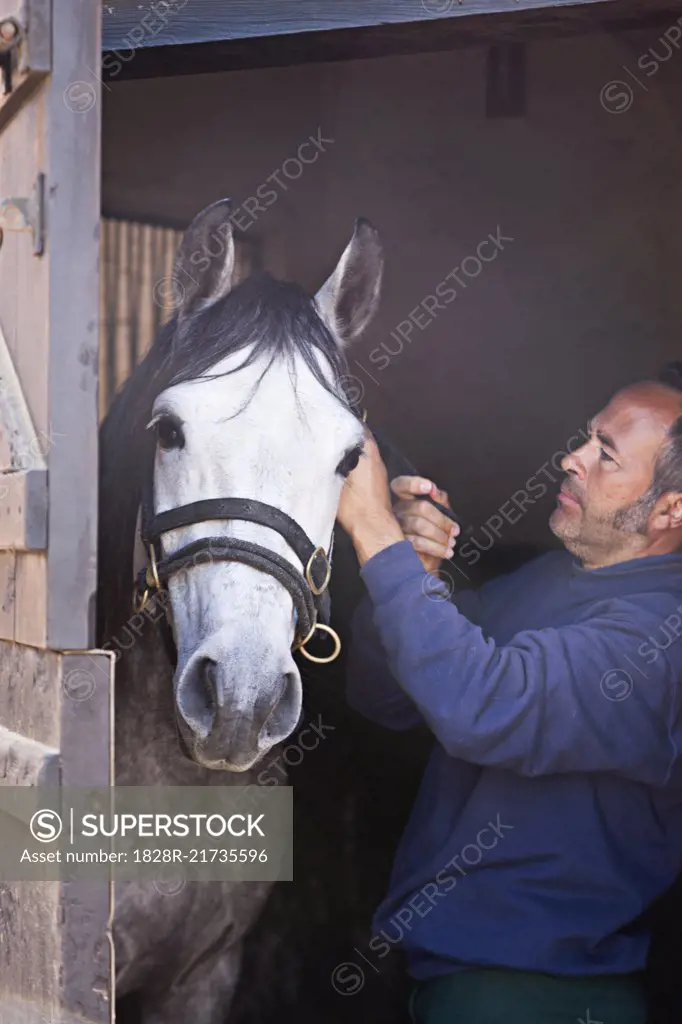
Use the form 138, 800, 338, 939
549, 384, 682, 566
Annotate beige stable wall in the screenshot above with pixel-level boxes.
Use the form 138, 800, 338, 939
102, 24, 682, 553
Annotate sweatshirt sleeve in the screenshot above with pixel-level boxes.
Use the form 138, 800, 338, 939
353, 541, 681, 785
345, 545, 483, 731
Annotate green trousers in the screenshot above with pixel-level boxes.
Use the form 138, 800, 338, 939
409, 968, 648, 1024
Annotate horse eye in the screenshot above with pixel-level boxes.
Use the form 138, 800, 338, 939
337, 445, 363, 478
155, 416, 185, 451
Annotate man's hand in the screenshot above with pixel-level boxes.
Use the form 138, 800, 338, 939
391, 477, 459, 574
336, 432, 405, 566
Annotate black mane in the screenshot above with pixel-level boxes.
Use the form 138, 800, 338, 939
97, 272, 358, 641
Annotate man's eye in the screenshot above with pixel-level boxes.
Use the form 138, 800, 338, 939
599, 448, 615, 464
337, 446, 363, 477
155, 417, 185, 451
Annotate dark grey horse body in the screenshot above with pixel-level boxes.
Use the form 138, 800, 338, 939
112, 635, 271, 1022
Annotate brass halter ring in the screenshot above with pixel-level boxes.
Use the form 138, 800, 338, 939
305, 546, 332, 597
296, 622, 342, 664
145, 545, 161, 591
133, 546, 161, 614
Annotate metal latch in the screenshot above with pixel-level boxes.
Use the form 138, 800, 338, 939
0, 172, 45, 255
0, 16, 23, 94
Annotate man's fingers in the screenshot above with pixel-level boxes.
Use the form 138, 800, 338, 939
391, 476, 453, 514
396, 512, 452, 547
410, 536, 453, 560
395, 499, 459, 540
391, 475, 434, 499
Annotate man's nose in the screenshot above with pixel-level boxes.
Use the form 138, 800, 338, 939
560, 447, 587, 479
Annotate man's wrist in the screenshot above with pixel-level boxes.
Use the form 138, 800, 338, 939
349, 510, 404, 566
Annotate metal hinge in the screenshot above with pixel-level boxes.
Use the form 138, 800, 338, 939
0, 172, 45, 255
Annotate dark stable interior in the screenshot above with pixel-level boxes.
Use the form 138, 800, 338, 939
104, 7, 682, 1021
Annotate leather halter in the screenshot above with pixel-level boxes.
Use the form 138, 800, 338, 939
134, 488, 341, 665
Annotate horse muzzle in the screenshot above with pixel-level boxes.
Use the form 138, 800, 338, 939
174, 640, 302, 770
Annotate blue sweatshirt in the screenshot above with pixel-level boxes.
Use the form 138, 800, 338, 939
346, 541, 682, 979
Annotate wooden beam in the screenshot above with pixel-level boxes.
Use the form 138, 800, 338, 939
103, 0, 618, 51
102, 0, 682, 81
45, 0, 102, 648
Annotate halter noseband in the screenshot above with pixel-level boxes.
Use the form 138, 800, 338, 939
134, 493, 341, 665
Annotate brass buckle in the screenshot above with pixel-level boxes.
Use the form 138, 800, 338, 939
297, 623, 342, 664
305, 546, 331, 596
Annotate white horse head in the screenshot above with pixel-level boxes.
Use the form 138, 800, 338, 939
143, 200, 383, 771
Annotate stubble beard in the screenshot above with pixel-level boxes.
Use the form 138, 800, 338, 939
549, 489, 656, 565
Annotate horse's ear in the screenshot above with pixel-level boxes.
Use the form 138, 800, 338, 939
172, 199, 236, 321
315, 218, 383, 347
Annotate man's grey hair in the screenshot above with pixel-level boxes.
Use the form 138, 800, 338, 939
613, 364, 682, 533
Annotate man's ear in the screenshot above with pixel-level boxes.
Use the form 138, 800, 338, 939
669, 493, 682, 529
651, 492, 682, 531
315, 218, 383, 348
171, 199, 236, 322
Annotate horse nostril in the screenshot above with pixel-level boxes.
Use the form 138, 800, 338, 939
198, 657, 218, 717
259, 671, 300, 744
176, 656, 219, 740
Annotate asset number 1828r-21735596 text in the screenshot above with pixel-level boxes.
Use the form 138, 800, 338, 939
132, 849, 268, 863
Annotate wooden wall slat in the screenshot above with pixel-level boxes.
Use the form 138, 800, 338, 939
99, 217, 183, 416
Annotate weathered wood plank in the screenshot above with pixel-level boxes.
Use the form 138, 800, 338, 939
0, 725, 59, 787
0, 90, 49, 441
0, 551, 16, 640
2, 995, 98, 1024
102, 0, 619, 50
0, 883, 61, 1023
0, 319, 49, 550
0, 470, 48, 550
60, 652, 114, 1024
44, 0, 102, 648
0, 644, 113, 1022
0, 317, 49, 474
14, 552, 47, 648
59, 652, 114, 789
0, 639, 60, 744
